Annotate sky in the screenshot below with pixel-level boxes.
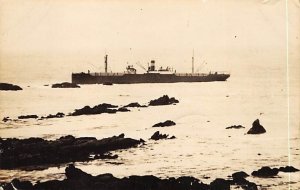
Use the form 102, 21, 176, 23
0, 0, 299, 84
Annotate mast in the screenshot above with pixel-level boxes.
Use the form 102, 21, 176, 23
104, 54, 108, 73
192, 49, 194, 74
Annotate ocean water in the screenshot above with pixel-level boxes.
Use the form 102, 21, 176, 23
0, 72, 299, 189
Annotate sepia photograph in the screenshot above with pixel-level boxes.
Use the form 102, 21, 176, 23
0, 0, 299, 189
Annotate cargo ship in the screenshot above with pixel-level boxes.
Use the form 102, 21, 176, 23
72, 55, 230, 84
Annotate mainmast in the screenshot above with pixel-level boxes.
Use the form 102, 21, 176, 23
192, 49, 194, 74
104, 54, 108, 73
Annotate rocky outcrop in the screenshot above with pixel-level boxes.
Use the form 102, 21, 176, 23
0, 165, 263, 190
251, 166, 299, 178
149, 95, 179, 106
52, 82, 80, 88
0, 83, 22, 91
0, 134, 142, 169
153, 120, 176, 127
41, 112, 65, 119
71, 103, 119, 116
17, 115, 38, 119
226, 125, 245, 129
124, 102, 147, 108
278, 166, 299, 172
247, 119, 266, 134
150, 131, 176, 140
251, 166, 279, 177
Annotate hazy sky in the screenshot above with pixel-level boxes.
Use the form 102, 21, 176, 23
0, 0, 299, 84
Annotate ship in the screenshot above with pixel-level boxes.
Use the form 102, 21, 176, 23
72, 55, 230, 84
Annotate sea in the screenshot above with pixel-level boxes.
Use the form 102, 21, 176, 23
0, 68, 299, 189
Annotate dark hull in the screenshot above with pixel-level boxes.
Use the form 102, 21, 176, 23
72, 73, 230, 84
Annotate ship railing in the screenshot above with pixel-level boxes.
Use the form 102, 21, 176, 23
175, 72, 229, 76
175, 73, 209, 76
89, 72, 125, 76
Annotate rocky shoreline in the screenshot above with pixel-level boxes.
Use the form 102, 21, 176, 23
1, 164, 298, 190
0, 134, 143, 170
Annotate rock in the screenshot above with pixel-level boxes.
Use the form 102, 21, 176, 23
95, 153, 118, 159
0, 83, 22, 91
226, 125, 245, 129
41, 112, 65, 119
18, 115, 38, 119
152, 120, 176, 127
150, 131, 175, 141
210, 178, 230, 190
247, 119, 266, 134
232, 171, 249, 179
0, 134, 141, 169
52, 82, 80, 88
118, 107, 130, 112
251, 166, 278, 177
2, 117, 11, 122
278, 166, 299, 173
149, 95, 179, 106
124, 102, 146, 108
71, 103, 118, 116
65, 164, 93, 180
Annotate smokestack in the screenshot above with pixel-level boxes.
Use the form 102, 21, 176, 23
104, 55, 108, 73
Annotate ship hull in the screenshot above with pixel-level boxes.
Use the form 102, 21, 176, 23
72, 73, 230, 84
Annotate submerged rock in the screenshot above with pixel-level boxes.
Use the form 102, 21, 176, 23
118, 107, 130, 112
210, 178, 230, 190
124, 102, 147, 108
0, 83, 22, 91
232, 171, 249, 179
0, 134, 142, 169
226, 125, 245, 129
17, 115, 38, 119
247, 119, 266, 134
149, 95, 179, 106
71, 103, 118, 116
9, 165, 213, 190
278, 166, 299, 173
152, 120, 176, 127
52, 82, 80, 88
251, 166, 278, 177
41, 112, 65, 119
150, 131, 175, 141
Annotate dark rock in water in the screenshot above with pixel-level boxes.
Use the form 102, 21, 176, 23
153, 120, 176, 127
95, 153, 118, 159
0, 83, 22, 91
247, 119, 266, 134
278, 166, 299, 173
71, 103, 118, 116
118, 107, 130, 112
3, 165, 266, 190
25, 165, 213, 190
65, 164, 93, 180
52, 82, 80, 88
232, 171, 249, 179
18, 115, 38, 119
124, 102, 147, 108
251, 166, 278, 177
0, 134, 141, 169
149, 95, 179, 106
210, 178, 230, 190
41, 112, 65, 119
2, 117, 11, 122
103, 82, 113, 85
151, 131, 168, 140
150, 131, 175, 141
226, 125, 245, 129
